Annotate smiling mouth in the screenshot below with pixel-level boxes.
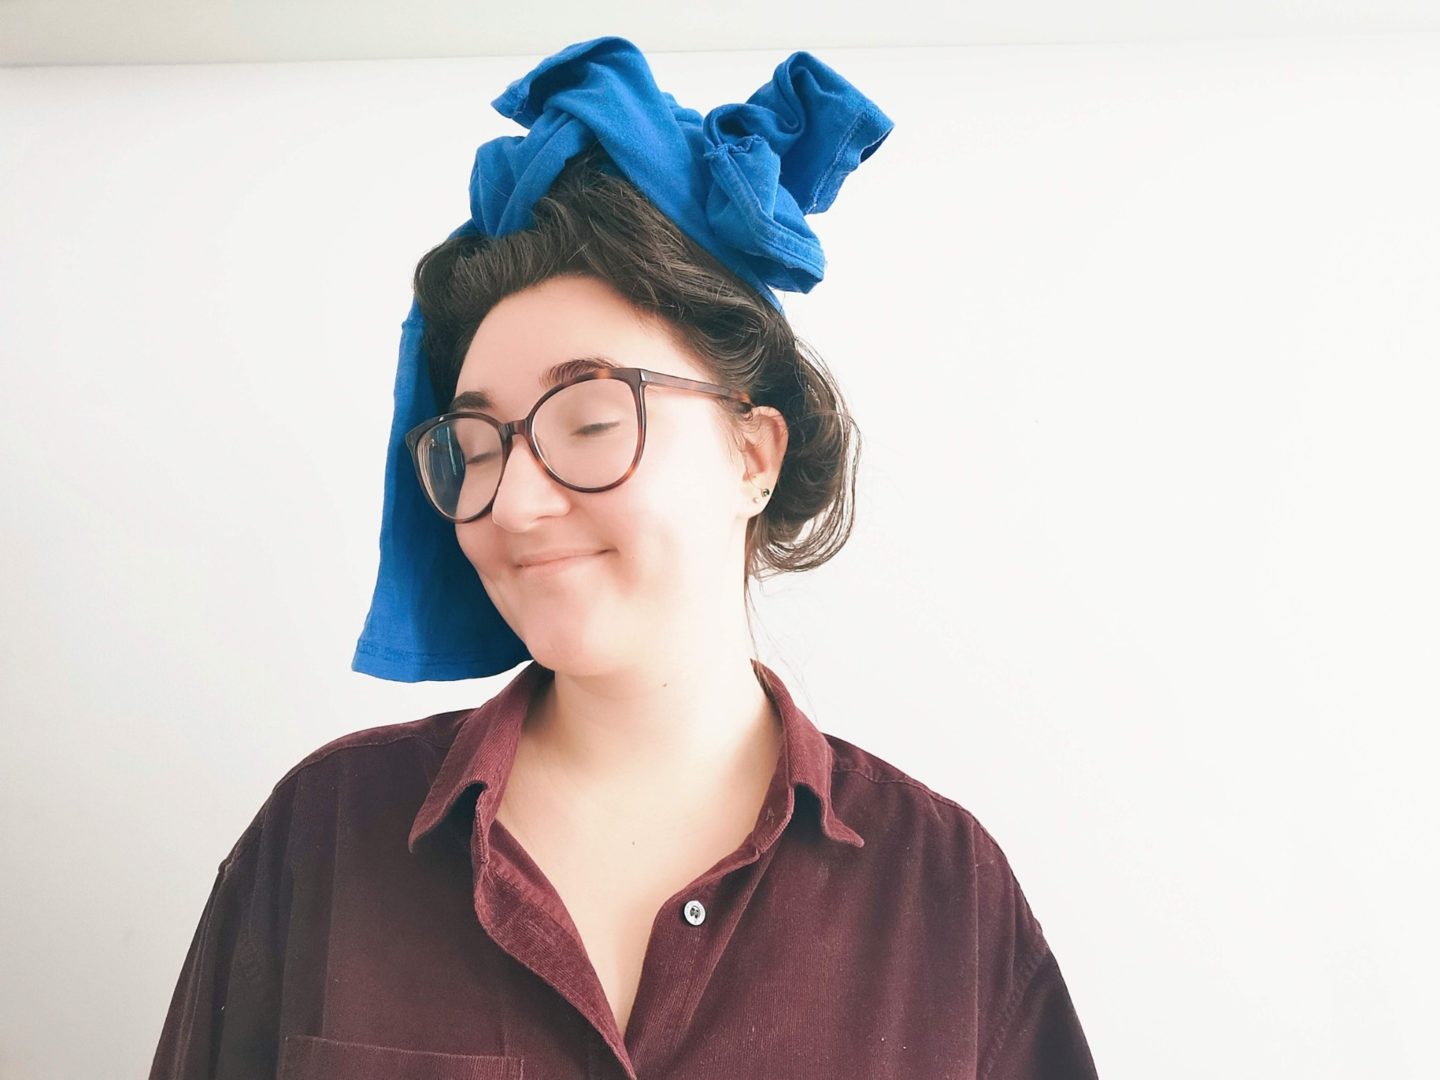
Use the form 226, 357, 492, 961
517, 551, 608, 574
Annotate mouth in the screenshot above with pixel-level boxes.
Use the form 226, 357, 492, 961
516, 550, 609, 576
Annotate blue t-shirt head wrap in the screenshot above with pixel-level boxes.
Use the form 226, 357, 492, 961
352, 36, 893, 682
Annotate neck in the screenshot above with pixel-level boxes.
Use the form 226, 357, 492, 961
520, 650, 783, 817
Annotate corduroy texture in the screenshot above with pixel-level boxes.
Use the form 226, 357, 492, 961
351, 37, 893, 682
149, 660, 1098, 1080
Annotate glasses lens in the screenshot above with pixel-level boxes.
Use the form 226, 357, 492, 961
533, 378, 639, 489
415, 417, 503, 521
416, 378, 639, 521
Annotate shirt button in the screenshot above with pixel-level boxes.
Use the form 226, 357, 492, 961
682, 899, 706, 926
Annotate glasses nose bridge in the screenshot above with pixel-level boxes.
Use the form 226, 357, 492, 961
499, 414, 542, 457
494, 415, 551, 495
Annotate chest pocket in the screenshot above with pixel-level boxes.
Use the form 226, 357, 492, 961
280, 1034, 525, 1080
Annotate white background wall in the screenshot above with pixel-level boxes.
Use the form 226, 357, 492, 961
2, 32, 1437, 1080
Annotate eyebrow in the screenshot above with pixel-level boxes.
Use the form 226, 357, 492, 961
448, 356, 618, 413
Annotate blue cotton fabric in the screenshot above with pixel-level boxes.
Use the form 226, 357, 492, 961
352, 36, 893, 682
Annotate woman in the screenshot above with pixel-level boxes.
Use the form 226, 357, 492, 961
150, 37, 1098, 1079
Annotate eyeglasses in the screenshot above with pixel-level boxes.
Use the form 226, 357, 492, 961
405, 366, 755, 523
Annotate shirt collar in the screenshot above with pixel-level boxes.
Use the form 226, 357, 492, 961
408, 658, 864, 855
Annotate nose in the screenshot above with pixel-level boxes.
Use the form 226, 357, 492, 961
487, 435, 571, 530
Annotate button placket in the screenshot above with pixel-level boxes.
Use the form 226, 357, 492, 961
627, 889, 718, 1071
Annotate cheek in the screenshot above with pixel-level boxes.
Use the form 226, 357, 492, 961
453, 524, 503, 581
627, 422, 738, 554
641, 408, 735, 503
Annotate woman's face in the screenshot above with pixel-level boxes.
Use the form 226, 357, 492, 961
450, 274, 776, 674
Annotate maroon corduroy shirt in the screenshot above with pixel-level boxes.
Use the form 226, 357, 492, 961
149, 659, 1098, 1079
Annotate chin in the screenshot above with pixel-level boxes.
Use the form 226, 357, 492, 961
520, 628, 624, 677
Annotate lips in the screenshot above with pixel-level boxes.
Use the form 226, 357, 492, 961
516, 549, 607, 568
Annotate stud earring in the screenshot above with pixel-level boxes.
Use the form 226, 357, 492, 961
752, 483, 771, 504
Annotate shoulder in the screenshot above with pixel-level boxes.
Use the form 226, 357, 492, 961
824, 731, 1046, 934
822, 733, 1059, 1029
825, 732, 1014, 864
270, 708, 474, 793
217, 707, 478, 875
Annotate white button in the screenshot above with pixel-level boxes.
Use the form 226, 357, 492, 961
682, 899, 706, 926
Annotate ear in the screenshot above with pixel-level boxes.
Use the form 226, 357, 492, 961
736, 405, 789, 514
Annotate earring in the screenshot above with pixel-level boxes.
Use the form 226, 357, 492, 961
752, 483, 771, 504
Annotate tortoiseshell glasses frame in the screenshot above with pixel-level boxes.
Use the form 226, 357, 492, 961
404, 366, 756, 524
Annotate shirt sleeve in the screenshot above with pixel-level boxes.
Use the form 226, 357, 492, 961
148, 799, 287, 1080
966, 815, 1099, 1080
979, 944, 1098, 1080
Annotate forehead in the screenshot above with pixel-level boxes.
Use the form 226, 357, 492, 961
453, 275, 707, 411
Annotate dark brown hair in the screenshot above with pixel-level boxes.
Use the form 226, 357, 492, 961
411, 142, 861, 596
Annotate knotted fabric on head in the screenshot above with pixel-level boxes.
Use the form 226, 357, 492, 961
352, 36, 893, 682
